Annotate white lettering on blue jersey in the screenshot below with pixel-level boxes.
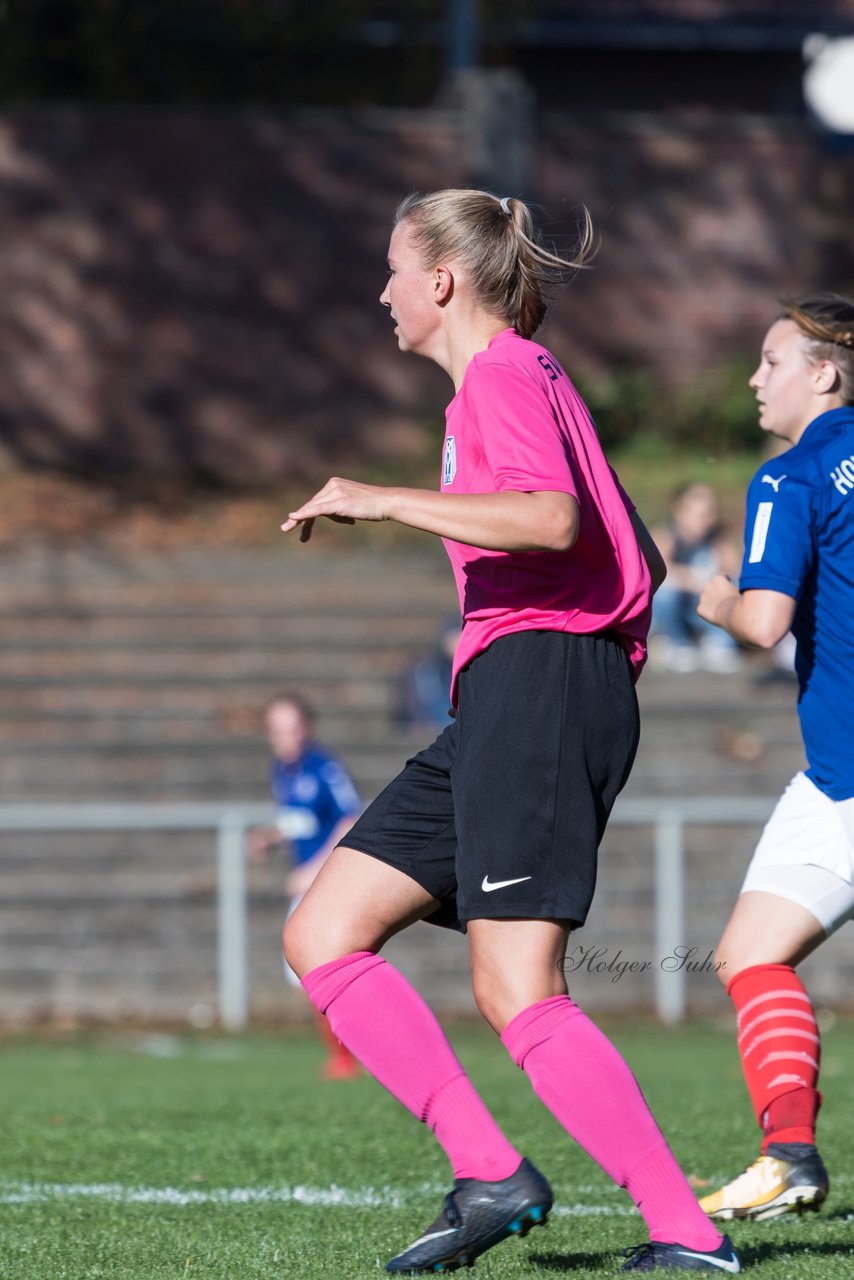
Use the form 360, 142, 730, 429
830, 454, 854, 495
749, 501, 774, 563
443, 436, 457, 485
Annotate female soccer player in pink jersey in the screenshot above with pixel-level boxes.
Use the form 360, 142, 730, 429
281, 190, 739, 1275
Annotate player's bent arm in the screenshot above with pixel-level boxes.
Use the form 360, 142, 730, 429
385, 487, 579, 552
698, 577, 796, 649
629, 511, 667, 594
284, 478, 579, 553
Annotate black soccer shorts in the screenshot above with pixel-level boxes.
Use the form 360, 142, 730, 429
342, 629, 640, 931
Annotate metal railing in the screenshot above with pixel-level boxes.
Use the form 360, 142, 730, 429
609, 797, 774, 1023
0, 803, 272, 1031
0, 797, 776, 1027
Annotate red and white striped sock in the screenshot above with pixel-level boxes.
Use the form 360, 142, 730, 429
728, 963, 822, 1151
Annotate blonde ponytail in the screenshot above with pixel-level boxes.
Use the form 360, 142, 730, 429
395, 189, 593, 340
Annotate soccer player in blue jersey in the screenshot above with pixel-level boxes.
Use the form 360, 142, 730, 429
248, 692, 363, 1077
697, 294, 854, 1221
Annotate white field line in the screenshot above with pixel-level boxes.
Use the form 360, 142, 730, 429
0, 1179, 633, 1216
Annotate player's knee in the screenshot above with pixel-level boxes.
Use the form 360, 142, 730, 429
283, 901, 367, 978
471, 979, 507, 1034
713, 943, 732, 986
714, 939, 756, 987
282, 909, 313, 981
471, 970, 534, 1035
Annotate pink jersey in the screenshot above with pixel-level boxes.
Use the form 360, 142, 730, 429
441, 328, 652, 704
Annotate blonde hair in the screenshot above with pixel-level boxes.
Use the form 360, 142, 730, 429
394, 189, 594, 340
781, 293, 854, 403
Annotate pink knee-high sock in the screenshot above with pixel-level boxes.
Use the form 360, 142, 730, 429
502, 996, 721, 1250
302, 951, 521, 1182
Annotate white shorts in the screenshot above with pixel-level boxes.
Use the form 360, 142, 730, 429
741, 772, 854, 934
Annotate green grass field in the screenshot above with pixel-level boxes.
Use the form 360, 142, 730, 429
1, 1019, 852, 1278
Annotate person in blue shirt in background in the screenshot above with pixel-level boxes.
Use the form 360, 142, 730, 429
396, 619, 460, 731
696, 294, 854, 1223
249, 691, 363, 1078
649, 482, 741, 674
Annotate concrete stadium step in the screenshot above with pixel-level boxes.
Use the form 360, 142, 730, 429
0, 710, 414, 743
0, 677, 397, 714
0, 545, 458, 605
0, 828, 214, 865
0, 740, 413, 801
0, 612, 442, 644
0, 712, 800, 760
0, 642, 423, 680
0, 545, 456, 748
625, 745, 806, 799
0, 725, 803, 803
0, 709, 410, 745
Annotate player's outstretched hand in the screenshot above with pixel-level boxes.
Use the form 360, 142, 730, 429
281, 477, 390, 542
246, 825, 280, 862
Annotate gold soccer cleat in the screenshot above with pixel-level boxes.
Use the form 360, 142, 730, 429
699, 1152, 829, 1222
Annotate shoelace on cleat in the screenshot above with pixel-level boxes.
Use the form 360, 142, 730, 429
441, 1192, 462, 1229
621, 1243, 655, 1269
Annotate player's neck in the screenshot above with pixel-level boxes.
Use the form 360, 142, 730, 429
439, 314, 512, 392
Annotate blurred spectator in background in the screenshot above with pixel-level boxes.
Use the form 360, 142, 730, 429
396, 619, 461, 730
649, 482, 741, 673
248, 692, 363, 1078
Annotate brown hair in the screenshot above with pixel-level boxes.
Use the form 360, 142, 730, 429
780, 292, 854, 403
394, 189, 594, 340
266, 691, 315, 726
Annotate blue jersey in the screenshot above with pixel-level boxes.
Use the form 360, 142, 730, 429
739, 406, 854, 801
270, 745, 362, 865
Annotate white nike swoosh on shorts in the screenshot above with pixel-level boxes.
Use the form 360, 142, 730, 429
481, 875, 533, 892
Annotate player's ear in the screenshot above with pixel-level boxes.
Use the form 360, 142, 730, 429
433, 264, 454, 305
814, 359, 841, 394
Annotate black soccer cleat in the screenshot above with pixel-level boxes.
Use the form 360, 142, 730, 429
620, 1234, 741, 1273
385, 1156, 552, 1274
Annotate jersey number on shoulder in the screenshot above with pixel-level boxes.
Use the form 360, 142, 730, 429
537, 355, 561, 382
748, 501, 774, 563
